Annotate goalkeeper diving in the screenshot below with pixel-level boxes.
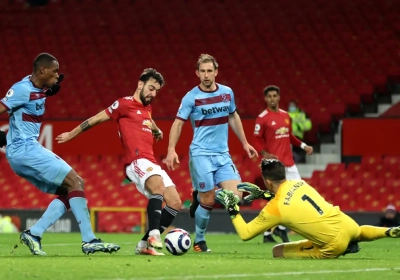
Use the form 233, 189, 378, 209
216, 159, 400, 258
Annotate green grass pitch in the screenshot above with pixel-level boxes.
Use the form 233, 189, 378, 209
0, 233, 399, 280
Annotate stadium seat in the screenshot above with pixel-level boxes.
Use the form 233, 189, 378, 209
361, 155, 383, 166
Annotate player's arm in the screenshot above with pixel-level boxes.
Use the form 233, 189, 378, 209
0, 104, 6, 147
165, 118, 185, 169
166, 94, 193, 170
252, 118, 277, 159
289, 120, 313, 155
229, 111, 258, 158
232, 211, 280, 241
228, 111, 249, 146
56, 110, 111, 143
0, 103, 7, 115
216, 190, 280, 241
0, 86, 30, 147
151, 119, 163, 141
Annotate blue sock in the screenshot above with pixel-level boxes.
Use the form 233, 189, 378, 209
194, 203, 212, 243
30, 198, 67, 238
69, 191, 96, 242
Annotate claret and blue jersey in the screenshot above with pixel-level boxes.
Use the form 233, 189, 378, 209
176, 83, 236, 156
176, 83, 241, 192
1, 75, 72, 194
1, 76, 46, 147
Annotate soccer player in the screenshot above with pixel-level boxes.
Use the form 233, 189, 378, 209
252, 85, 313, 243
0, 53, 120, 255
56, 68, 182, 256
217, 159, 400, 259
165, 54, 258, 252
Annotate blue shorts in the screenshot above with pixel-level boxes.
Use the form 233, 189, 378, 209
189, 153, 241, 192
7, 142, 72, 194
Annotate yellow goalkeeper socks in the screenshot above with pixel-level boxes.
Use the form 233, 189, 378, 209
358, 226, 388, 241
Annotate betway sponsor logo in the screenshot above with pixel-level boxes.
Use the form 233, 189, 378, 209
201, 106, 229, 115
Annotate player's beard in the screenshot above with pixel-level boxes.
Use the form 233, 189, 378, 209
140, 89, 153, 106
201, 79, 213, 88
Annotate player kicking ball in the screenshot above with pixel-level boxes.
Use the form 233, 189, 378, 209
253, 85, 313, 243
166, 54, 258, 252
216, 159, 400, 259
0, 53, 120, 255
57, 68, 181, 256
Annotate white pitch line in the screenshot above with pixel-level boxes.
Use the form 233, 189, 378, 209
108, 267, 400, 280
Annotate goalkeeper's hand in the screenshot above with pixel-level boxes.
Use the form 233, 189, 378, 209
45, 73, 64, 96
0, 130, 6, 148
216, 190, 240, 218
237, 182, 274, 202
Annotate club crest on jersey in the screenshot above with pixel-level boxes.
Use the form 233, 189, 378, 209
275, 127, 289, 139
147, 167, 153, 172
254, 124, 261, 135
142, 119, 152, 133
221, 93, 229, 103
199, 182, 205, 189
285, 118, 290, 124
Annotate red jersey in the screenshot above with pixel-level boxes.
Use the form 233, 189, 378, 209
105, 96, 157, 166
253, 108, 302, 167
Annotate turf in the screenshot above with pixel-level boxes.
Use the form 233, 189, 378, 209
0, 233, 399, 280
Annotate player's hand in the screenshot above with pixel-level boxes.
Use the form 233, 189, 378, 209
56, 132, 72, 144
0, 130, 7, 148
165, 149, 180, 171
243, 143, 258, 158
304, 145, 313, 155
152, 129, 163, 142
45, 73, 64, 96
237, 182, 274, 202
216, 190, 240, 218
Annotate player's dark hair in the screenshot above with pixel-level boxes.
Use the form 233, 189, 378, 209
260, 159, 286, 181
33, 53, 57, 72
264, 85, 280, 96
139, 68, 165, 87
197, 54, 219, 70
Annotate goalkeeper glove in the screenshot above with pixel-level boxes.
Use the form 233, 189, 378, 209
45, 73, 64, 96
0, 130, 6, 148
216, 190, 240, 218
237, 182, 274, 202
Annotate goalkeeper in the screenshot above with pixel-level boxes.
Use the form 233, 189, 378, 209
217, 159, 400, 259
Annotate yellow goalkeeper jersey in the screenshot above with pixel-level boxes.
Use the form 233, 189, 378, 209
232, 179, 344, 246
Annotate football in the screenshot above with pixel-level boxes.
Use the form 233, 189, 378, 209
164, 228, 192, 256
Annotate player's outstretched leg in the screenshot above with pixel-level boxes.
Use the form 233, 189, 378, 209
358, 225, 400, 241
136, 187, 181, 256
20, 195, 70, 255
143, 175, 166, 250
193, 190, 213, 252
20, 230, 46, 256
61, 171, 120, 255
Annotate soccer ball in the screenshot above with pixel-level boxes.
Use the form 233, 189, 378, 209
164, 228, 192, 256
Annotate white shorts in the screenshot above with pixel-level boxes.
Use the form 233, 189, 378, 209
125, 158, 175, 199
285, 165, 301, 180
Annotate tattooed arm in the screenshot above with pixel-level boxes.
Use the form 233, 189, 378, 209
56, 110, 111, 143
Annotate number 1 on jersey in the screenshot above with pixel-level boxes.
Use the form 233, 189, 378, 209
302, 194, 324, 215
